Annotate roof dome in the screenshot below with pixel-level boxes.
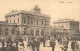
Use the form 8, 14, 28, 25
30, 5, 41, 14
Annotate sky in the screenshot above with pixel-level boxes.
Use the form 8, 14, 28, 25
0, 0, 80, 25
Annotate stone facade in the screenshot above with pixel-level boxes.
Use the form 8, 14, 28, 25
5, 6, 51, 36
52, 19, 79, 37
0, 21, 17, 36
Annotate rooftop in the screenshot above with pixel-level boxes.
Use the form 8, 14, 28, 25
53, 19, 79, 24
5, 5, 50, 17
0, 21, 17, 26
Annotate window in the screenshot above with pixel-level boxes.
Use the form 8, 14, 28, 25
10, 21, 11, 23
14, 20, 15, 23
24, 31, 26, 35
36, 29, 39, 35
31, 20, 33, 24
24, 28, 26, 30
24, 19, 26, 23
18, 19, 19, 23
41, 21, 43, 25
37, 20, 38, 25
18, 28, 19, 30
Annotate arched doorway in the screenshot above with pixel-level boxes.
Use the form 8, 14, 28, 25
41, 29, 44, 36
36, 29, 39, 35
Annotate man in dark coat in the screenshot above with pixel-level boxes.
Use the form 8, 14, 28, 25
36, 39, 40, 51
31, 39, 36, 51
71, 40, 75, 51
43, 37, 46, 47
63, 41, 68, 51
1, 39, 5, 51
50, 40, 56, 51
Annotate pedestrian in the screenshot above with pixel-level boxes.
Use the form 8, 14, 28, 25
50, 39, 56, 51
36, 38, 40, 51
1, 39, 6, 51
75, 42, 79, 51
63, 41, 68, 51
71, 40, 75, 51
43, 37, 46, 47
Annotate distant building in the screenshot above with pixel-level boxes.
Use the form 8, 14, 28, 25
5, 5, 51, 36
53, 19, 79, 37
0, 21, 17, 36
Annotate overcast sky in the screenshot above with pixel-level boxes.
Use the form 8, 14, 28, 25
0, 0, 80, 25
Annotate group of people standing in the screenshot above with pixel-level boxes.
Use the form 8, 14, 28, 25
0, 35, 80, 51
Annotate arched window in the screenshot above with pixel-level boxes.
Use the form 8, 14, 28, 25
41, 21, 43, 25
31, 20, 33, 24
24, 19, 26, 23
30, 28, 34, 35
24, 28, 27, 35
36, 29, 39, 35
41, 29, 44, 36
36, 20, 38, 25
14, 20, 15, 23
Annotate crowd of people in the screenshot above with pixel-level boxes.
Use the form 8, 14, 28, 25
0, 35, 80, 51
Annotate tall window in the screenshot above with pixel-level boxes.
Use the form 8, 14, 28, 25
18, 28, 19, 30
41, 21, 43, 25
10, 21, 11, 23
24, 28, 27, 35
14, 20, 15, 23
24, 31, 26, 35
37, 20, 38, 25
24, 19, 26, 23
36, 29, 39, 35
31, 20, 33, 24
18, 19, 19, 23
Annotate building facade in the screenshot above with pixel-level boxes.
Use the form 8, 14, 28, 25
0, 21, 17, 36
52, 19, 79, 37
5, 6, 51, 36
